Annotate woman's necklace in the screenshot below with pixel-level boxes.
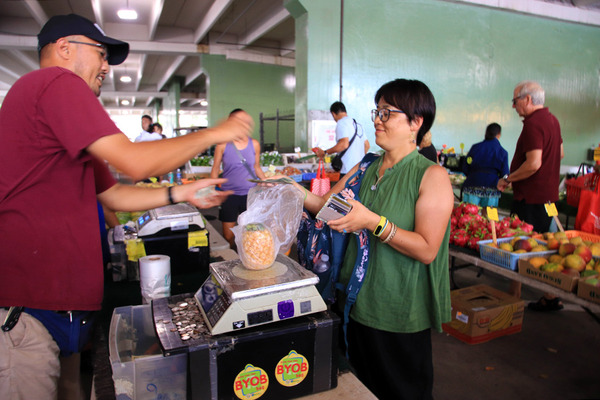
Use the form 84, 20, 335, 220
371, 158, 385, 191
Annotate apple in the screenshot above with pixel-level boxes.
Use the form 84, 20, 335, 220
563, 254, 586, 272
548, 254, 564, 264
573, 245, 593, 263
554, 232, 568, 242
547, 238, 560, 250
513, 239, 532, 252
570, 236, 584, 246
589, 243, 600, 257
541, 262, 564, 272
558, 243, 576, 257
531, 245, 548, 252
499, 242, 513, 252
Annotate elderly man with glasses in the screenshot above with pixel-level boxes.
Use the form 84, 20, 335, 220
497, 80, 564, 311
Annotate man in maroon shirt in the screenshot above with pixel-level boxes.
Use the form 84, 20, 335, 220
497, 80, 564, 311
0, 14, 253, 398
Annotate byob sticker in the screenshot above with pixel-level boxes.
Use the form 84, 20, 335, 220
275, 351, 309, 387
233, 364, 269, 399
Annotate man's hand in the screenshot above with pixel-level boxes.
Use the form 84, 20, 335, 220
216, 111, 255, 143
497, 179, 510, 192
176, 178, 232, 209
312, 147, 326, 158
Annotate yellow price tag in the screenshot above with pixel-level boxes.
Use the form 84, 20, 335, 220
125, 238, 146, 261
486, 207, 499, 222
188, 230, 208, 248
544, 203, 558, 217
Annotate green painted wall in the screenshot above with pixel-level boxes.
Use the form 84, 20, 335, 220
292, 0, 600, 166
200, 54, 296, 151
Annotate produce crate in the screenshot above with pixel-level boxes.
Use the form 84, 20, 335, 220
325, 171, 340, 181
577, 276, 600, 304
478, 236, 556, 271
532, 230, 600, 243
302, 172, 317, 181
565, 172, 600, 207
289, 174, 303, 182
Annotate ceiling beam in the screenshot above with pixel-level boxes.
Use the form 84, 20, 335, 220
185, 66, 206, 87
194, 0, 235, 44
157, 55, 186, 90
23, 0, 47, 26
239, 8, 290, 49
91, 0, 104, 28
148, 0, 165, 39
8, 50, 38, 70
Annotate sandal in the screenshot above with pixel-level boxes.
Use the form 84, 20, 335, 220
528, 296, 564, 311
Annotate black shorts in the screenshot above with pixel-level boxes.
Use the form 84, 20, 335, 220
511, 199, 552, 233
219, 194, 248, 223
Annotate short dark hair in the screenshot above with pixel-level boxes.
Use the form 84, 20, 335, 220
485, 123, 501, 140
374, 79, 436, 143
152, 123, 162, 131
330, 101, 346, 114
141, 114, 152, 122
230, 108, 244, 116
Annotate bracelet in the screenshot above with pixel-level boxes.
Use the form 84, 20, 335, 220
303, 187, 308, 201
373, 215, 388, 237
167, 186, 176, 204
502, 174, 512, 183
381, 222, 398, 244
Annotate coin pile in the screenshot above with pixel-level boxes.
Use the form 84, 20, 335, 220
166, 298, 209, 341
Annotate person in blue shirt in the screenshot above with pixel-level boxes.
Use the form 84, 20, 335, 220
461, 123, 509, 207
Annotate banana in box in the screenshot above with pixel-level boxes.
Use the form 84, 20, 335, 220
442, 284, 525, 344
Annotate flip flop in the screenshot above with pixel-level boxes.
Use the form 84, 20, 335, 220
528, 296, 564, 311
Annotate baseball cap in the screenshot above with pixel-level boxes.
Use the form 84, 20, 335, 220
37, 14, 129, 65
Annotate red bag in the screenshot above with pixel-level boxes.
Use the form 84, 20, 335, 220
310, 160, 330, 196
575, 180, 600, 234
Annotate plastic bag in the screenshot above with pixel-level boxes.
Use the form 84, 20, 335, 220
232, 184, 304, 269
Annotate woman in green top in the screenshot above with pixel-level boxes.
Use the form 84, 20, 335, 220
295, 79, 453, 399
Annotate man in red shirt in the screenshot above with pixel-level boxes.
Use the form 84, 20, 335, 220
0, 14, 253, 398
497, 80, 564, 311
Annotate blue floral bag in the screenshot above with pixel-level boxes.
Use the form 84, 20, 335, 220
297, 153, 379, 304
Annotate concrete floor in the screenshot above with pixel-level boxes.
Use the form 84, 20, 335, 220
204, 206, 600, 400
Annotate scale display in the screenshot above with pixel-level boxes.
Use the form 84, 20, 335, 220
195, 254, 326, 335
136, 203, 205, 237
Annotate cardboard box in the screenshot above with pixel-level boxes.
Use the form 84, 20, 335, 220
518, 258, 579, 292
577, 276, 600, 304
442, 284, 524, 344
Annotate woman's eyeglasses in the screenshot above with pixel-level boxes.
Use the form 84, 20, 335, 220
371, 108, 405, 122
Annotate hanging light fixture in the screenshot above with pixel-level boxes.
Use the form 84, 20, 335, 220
117, 0, 138, 20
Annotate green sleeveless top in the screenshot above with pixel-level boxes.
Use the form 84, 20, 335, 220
339, 150, 451, 333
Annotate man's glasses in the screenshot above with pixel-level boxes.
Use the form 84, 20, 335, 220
511, 95, 525, 105
371, 108, 405, 122
68, 41, 108, 61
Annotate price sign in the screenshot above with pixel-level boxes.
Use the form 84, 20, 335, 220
544, 203, 558, 217
486, 207, 499, 222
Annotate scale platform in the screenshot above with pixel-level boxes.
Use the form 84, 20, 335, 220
196, 253, 327, 335
136, 203, 205, 237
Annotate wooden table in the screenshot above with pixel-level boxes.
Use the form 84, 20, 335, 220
449, 247, 600, 313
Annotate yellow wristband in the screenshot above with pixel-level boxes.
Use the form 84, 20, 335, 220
373, 215, 388, 237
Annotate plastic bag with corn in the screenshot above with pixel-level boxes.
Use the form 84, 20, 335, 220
232, 184, 304, 270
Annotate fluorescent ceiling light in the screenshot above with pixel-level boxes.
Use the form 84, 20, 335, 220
117, 9, 138, 20
200, 100, 208, 106
120, 75, 132, 83
121, 99, 131, 105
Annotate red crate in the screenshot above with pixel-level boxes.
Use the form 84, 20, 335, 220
565, 172, 600, 207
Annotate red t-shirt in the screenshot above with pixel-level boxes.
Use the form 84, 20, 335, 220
510, 108, 562, 204
0, 67, 119, 310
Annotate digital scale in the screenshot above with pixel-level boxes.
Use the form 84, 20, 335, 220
136, 203, 206, 237
195, 253, 327, 335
